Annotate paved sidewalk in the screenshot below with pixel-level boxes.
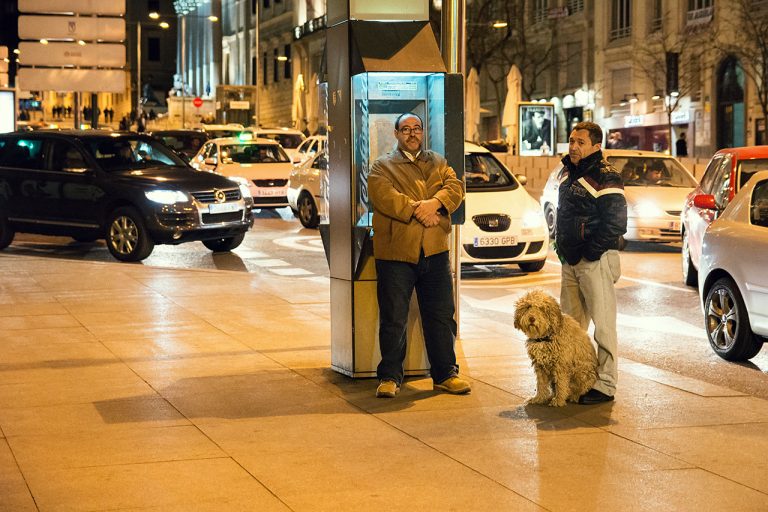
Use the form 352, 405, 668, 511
1, 254, 767, 511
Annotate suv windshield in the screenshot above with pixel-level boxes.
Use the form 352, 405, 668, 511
610, 157, 696, 187
464, 152, 517, 190
220, 143, 289, 164
83, 136, 186, 171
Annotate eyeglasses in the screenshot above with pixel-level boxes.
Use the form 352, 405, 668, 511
399, 126, 423, 136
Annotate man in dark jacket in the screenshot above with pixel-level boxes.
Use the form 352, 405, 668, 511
555, 121, 627, 404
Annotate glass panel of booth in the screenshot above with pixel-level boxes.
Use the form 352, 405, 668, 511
350, 72, 448, 229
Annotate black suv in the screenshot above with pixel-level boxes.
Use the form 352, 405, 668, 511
0, 131, 254, 262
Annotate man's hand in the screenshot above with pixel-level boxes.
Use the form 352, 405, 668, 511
419, 213, 441, 227
414, 198, 441, 224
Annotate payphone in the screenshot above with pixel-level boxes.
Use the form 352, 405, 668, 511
325, 8, 464, 378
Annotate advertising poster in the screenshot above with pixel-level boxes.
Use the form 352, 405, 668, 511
0, 90, 15, 133
519, 102, 555, 156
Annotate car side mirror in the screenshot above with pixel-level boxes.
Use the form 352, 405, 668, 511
515, 174, 528, 186
204, 157, 217, 166
693, 194, 717, 210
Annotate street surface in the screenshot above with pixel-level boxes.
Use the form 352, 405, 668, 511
8, 206, 768, 399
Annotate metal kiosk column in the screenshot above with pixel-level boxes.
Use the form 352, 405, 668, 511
324, 0, 464, 378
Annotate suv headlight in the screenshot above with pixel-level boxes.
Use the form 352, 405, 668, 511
145, 190, 190, 204
228, 176, 252, 199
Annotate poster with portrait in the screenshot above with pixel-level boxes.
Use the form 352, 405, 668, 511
519, 102, 555, 156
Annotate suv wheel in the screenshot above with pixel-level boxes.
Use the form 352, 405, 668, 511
705, 277, 763, 361
106, 207, 155, 262
202, 232, 245, 252
297, 192, 319, 229
0, 213, 14, 250
682, 230, 698, 287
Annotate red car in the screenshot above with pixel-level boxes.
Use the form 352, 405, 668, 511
682, 146, 768, 286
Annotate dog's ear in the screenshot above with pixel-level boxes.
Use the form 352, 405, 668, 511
513, 296, 526, 330
545, 295, 564, 330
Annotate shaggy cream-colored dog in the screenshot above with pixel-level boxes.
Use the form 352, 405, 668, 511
514, 290, 598, 407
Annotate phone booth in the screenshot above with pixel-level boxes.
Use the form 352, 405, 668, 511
325, 1, 464, 377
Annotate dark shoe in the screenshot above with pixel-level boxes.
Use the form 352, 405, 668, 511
578, 389, 614, 405
376, 380, 400, 398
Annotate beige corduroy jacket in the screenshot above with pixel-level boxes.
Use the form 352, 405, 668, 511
368, 149, 464, 264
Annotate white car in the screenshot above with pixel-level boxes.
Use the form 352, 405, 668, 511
246, 127, 306, 162
698, 170, 768, 361
462, 142, 548, 270
287, 150, 327, 228
190, 136, 293, 209
287, 142, 549, 271
540, 149, 697, 242
201, 123, 245, 139
292, 134, 327, 165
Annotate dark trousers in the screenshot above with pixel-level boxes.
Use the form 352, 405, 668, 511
375, 251, 458, 385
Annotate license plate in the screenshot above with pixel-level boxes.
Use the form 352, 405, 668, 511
669, 221, 681, 231
473, 236, 517, 247
256, 187, 287, 197
208, 202, 242, 214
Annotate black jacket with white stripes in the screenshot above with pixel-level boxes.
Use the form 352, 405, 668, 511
554, 150, 627, 266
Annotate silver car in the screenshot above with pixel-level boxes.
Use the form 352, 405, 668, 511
698, 170, 768, 360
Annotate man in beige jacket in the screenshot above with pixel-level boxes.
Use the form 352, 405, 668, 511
368, 112, 470, 398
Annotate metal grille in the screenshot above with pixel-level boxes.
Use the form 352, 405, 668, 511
463, 243, 526, 260
472, 214, 511, 232
201, 211, 244, 224
191, 188, 241, 203
157, 212, 196, 227
252, 196, 288, 205
526, 241, 545, 254
252, 179, 288, 187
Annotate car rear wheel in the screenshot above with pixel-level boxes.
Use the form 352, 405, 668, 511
682, 230, 698, 287
518, 259, 546, 272
0, 214, 14, 250
544, 204, 557, 239
297, 192, 319, 229
106, 207, 155, 262
704, 277, 763, 361
202, 232, 246, 252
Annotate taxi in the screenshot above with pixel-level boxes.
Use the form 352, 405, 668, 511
191, 134, 292, 208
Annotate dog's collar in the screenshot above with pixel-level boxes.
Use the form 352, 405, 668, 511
528, 336, 552, 343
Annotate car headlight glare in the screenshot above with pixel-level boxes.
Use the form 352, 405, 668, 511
522, 209, 545, 228
632, 201, 665, 218
228, 176, 252, 199
145, 189, 190, 204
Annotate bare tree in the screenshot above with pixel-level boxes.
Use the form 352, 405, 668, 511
465, 0, 562, 136
634, 21, 710, 153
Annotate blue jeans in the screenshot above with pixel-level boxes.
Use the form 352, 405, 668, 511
375, 251, 458, 385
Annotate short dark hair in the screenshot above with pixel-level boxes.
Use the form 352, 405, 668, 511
394, 112, 423, 130
572, 121, 603, 145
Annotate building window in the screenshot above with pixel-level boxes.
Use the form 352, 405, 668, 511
687, 0, 714, 27
273, 48, 279, 83
148, 37, 160, 62
284, 44, 291, 79
609, 0, 632, 41
252, 56, 257, 85
148, 0, 160, 12
263, 51, 268, 85
650, 0, 662, 33
532, 0, 548, 24
252, 0, 257, 13
566, 41, 582, 88
568, 0, 584, 13
264, 0, 270, 8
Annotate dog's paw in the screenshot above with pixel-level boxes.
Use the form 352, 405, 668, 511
548, 398, 567, 407
526, 395, 550, 405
